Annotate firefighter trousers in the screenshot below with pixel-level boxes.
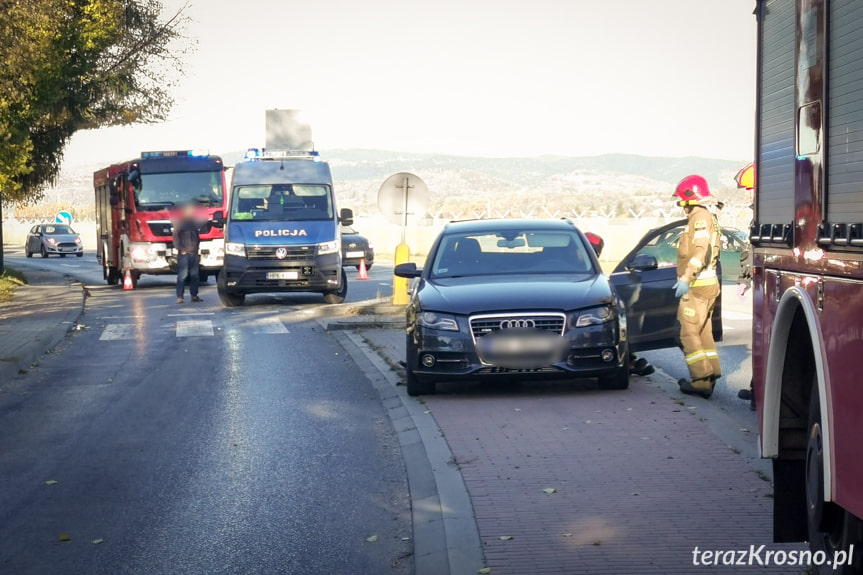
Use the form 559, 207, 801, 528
678, 281, 721, 387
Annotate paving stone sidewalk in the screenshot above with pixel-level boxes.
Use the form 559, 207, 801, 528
362, 329, 807, 575
0, 269, 84, 385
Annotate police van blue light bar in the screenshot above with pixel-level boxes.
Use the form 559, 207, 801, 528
141, 150, 210, 159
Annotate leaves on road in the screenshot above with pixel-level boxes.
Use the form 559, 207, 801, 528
542, 488, 556, 494
91, 539, 104, 545
561, 533, 573, 537
58, 534, 71, 542
478, 568, 491, 574
366, 535, 378, 542
44, 480, 59, 486
499, 535, 514, 541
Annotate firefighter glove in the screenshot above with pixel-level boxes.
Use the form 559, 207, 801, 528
673, 279, 690, 298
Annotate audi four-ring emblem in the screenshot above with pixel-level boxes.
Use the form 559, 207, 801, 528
500, 319, 536, 329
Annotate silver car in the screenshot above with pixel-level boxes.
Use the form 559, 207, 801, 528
25, 224, 84, 258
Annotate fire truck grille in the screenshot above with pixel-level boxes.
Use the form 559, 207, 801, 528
147, 222, 173, 237
247, 246, 315, 261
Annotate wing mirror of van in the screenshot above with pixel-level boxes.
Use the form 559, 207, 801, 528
339, 208, 354, 226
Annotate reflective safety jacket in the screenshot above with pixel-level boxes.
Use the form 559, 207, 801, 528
677, 205, 721, 286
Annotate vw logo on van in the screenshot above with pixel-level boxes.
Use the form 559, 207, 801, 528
275, 247, 287, 260
500, 319, 536, 329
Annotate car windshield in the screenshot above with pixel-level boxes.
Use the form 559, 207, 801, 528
134, 171, 224, 210
430, 230, 595, 278
42, 225, 75, 235
231, 184, 333, 221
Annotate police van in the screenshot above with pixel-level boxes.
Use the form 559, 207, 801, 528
214, 149, 353, 306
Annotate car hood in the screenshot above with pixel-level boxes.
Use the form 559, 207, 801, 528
227, 220, 335, 245
418, 274, 614, 315
342, 234, 368, 247
44, 234, 79, 242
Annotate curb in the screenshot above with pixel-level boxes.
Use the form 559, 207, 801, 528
333, 331, 485, 575
0, 275, 86, 384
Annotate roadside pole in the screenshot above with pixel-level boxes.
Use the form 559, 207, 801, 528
377, 172, 429, 306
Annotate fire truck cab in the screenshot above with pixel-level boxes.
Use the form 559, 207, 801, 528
94, 151, 227, 287
754, 1, 863, 570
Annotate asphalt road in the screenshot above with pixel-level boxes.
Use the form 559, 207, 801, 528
0, 251, 410, 575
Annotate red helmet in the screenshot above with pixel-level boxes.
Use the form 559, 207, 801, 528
673, 175, 711, 206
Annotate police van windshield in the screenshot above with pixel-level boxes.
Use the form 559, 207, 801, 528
134, 171, 224, 210
430, 230, 596, 278
230, 184, 333, 221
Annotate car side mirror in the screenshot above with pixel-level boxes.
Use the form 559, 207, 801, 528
339, 208, 354, 226
211, 211, 225, 228
627, 254, 658, 272
394, 262, 422, 278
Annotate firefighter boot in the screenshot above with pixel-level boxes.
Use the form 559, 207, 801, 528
678, 377, 714, 399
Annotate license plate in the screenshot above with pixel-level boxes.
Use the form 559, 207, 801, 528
266, 271, 299, 280
346, 250, 365, 258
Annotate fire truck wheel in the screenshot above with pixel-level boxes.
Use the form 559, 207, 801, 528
130, 271, 140, 289
323, 269, 348, 304
806, 385, 863, 574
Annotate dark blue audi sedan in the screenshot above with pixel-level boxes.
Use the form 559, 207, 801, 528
395, 218, 722, 396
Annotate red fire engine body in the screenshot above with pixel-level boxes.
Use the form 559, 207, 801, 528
94, 151, 227, 287
754, 0, 863, 567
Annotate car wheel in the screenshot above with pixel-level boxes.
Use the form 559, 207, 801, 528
355, 263, 373, 271
323, 269, 348, 304
40, 245, 48, 258
25, 246, 32, 258
60, 253, 67, 258
598, 365, 630, 390
199, 272, 208, 284
406, 369, 435, 396
217, 269, 245, 307
806, 384, 863, 574
76, 252, 83, 258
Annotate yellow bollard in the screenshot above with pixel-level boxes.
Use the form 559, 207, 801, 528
393, 242, 411, 305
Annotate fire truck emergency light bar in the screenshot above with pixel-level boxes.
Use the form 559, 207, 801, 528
140, 150, 210, 158
244, 148, 320, 161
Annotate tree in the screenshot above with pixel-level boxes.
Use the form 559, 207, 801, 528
0, 0, 191, 269
0, 0, 191, 203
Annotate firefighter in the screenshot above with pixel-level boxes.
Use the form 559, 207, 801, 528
672, 175, 722, 398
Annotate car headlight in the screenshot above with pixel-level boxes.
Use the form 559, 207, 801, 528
46, 238, 57, 245
417, 311, 459, 331
573, 305, 615, 328
225, 242, 246, 256
318, 240, 339, 255
74, 237, 82, 245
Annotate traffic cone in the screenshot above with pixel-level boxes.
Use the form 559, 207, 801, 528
123, 269, 134, 290
357, 258, 369, 280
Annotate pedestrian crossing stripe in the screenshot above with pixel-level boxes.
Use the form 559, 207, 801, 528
99, 318, 290, 340
100, 324, 137, 341
176, 320, 214, 338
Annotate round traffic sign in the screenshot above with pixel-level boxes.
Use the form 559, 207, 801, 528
56, 211, 73, 224
377, 173, 430, 226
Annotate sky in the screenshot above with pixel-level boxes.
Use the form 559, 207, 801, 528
61, 0, 758, 168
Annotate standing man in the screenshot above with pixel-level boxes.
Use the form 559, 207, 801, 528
173, 204, 204, 304
672, 175, 722, 398
737, 187, 756, 409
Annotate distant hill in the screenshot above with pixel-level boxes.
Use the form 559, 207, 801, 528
18, 150, 749, 220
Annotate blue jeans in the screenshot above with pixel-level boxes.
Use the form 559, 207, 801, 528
176, 253, 200, 298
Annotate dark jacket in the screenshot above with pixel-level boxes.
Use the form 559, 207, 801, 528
173, 218, 203, 255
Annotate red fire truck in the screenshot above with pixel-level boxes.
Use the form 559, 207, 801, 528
94, 151, 227, 287
753, 1, 863, 570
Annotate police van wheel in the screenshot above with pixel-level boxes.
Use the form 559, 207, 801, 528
217, 270, 245, 307
323, 269, 348, 304
598, 366, 630, 390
